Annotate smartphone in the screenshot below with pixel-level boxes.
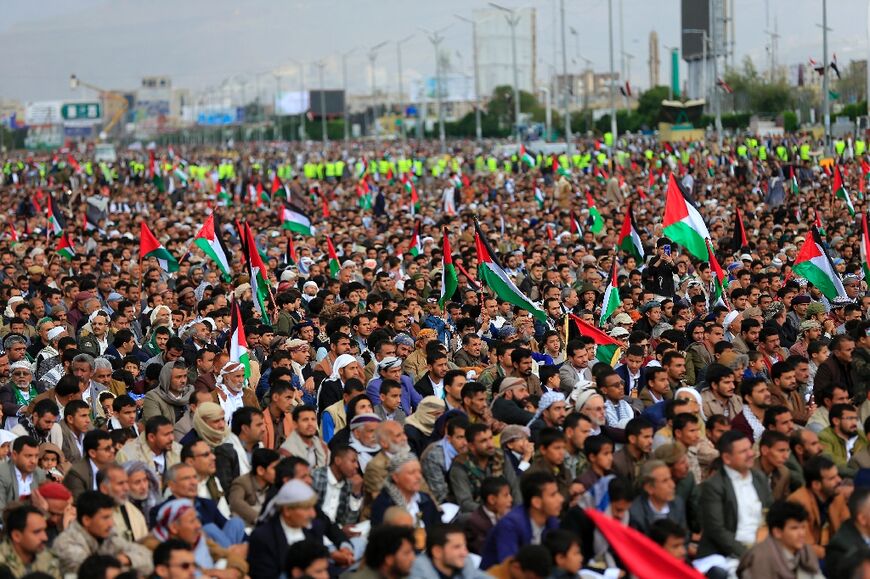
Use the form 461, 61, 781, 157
663, 244, 671, 256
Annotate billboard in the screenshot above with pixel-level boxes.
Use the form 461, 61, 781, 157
410, 74, 476, 104
309, 90, 346, 117
196, 108, 245, 126
681, 0, 709, 62
275, 92, 311, 116
25, 101, 63, 126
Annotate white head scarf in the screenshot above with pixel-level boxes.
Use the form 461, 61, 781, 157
328, 354, 358, 382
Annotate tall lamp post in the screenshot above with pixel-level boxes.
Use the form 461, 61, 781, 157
559, 0, 572, 153
341, 48, 356, 142
608, 0, 617, 155
368, 41, 389, 142
396, 35, 415, 145
489, 2, 522, 141
422, 27, 450, 153
454, 14, 483, 142
316, 60, 328, 146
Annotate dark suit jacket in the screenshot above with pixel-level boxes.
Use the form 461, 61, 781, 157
214, 442, 240, 494
369, 489, 440, 529
465, 506, 495, 554
62, 459, 94, 500
491, 397, 534, 426
414, 374, 437, 398
615, 365, 647, 397
697, 467, 774, 558
628, 495, 687, 534
729, 412, 756, 443
481, 505, 559, 569
247, 514, 326, 579
826, 519, 870, 578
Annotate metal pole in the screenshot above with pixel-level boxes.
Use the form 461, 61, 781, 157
274, 74, 282, 141
823, 0, 830, 153
560, 0, 571, 153
433, 33, 447, 152
509, 15, 521, 141
370, 53, 378, 141
540, 88, 551, 140
298, 62, 306, 140
317, 61, 327, 146
455, 15, 483, 142
702, 33, 707, 105
608, 0, 617, 152
342, 52, 350, 142
711, 5, 722, 146
397, 35, 414, 145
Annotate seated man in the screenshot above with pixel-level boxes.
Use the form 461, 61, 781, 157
228, 448, 280, 526
53, 490, 152, 576
154, 463, 246, 549
0, 504, 60, 577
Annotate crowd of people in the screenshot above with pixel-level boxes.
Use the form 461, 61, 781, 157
0, 132, 865, 579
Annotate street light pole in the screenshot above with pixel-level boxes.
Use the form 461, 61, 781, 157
396, 35, 414, 145
316, 60, 328, 146
560, 0, 572, 153
341, 49, 355, 142
490, 3, 522, 141
369, 41, 388, 143
608, 0, 617, 153
273, 74, 283, 140
455, 14, 483, 142
822, 0, 830, 153
422, 29, 448, 152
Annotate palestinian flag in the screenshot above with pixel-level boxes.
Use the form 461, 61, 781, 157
406, 221, 423, 257
706, 239, 730, 308
285, 235, 298, 266
582, 508, 704, 579
140, 222, 179, 273
594, 166, 609, 184
863, 159, 870, 180
569, 313, 622, 366
193, 214, 232, 280
814, 213, 827, 238
216, 181, 232, 206
403, 174, 420, 215
243, 223, 272, 322
271, 174, 288, 199
519, 145, 535, 168
732, 206, 749, 251
552, 156, 571, 178
599, 260, 621, 327
228, 299, 251, 379
439, 228, 458, 308
617, 203, 644, 261
326, 236, 341, 278
585, 192, 604, 234
793, 227, 847, 300
535, 187, 545, 209
663, 173, 711, 261
279, 203, 314, 236
570, 211, 583, 236
55, 234, 75, 260
789, 167, 799, 195
7, 224, 18, 247
862, 212, 870, 281
474, 219, 547, 323
833, 166, 855, 216
47, 196, 65, 236
357, 179, 373, 210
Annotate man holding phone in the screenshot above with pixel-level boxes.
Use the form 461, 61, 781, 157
644, 238, 677, 299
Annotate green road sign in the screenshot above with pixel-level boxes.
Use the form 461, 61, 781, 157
61, 102, 101, 121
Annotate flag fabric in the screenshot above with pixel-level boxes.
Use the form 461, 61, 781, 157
439, 228, 458, 308
519, 145, 535, 168
271, 174, 283, 196
663, 173, 712, 261
285, 235, 298, 266
140, 222, 179, 273
403, 175, 420, 215
552, 156, 571, 178
583, 508, 704, 579
216, 181, 232, 206
279, 203, 314, 236
243, 223, 272, 322
7, 224, 18, 247
55, 234, 75, 260
569, 313, 622, 366
863, 159, 870, 180
585, 192, 604, 234
732, 206, 749, 251
570, 211, 583, 236
534, 187, 545, 209
834, 166, 856, 216
193, 215, 232, 280
716, 77, 733, 94
474, 220, 547, 323
617, 203, 644, 261
407, 221, 422, 256
793, 227, 847, 300
815, 213, 827, 238
862, 212, 870, 281
356, 179, 373, 209
599, 261, 622, 327
228, 300, 251, 379
790, 167, 799, 195
326, 236, 341, 278
47, 196, 65, 236
706, 239, 730, 307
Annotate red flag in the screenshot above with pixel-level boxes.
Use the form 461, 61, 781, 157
583, 508, 704, 579
271, 174, 281, 195
321, 194, 331, 218
732, 206, 748, 250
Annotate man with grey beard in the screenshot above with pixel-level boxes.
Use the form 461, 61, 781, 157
362, 420, 413, 509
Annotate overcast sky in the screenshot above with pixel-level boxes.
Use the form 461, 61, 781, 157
1, 0, 869, 103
